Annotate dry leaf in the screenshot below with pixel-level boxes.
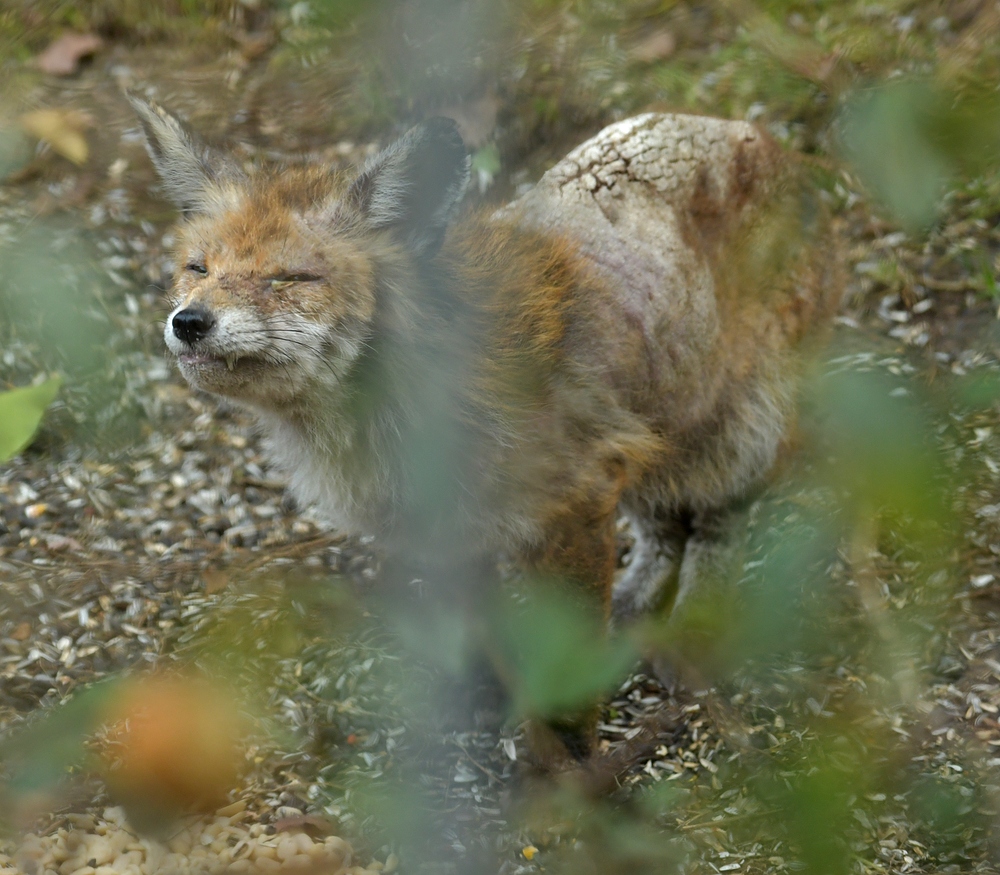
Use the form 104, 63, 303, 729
232, 29, 277, 61
42, 533, 83, 551
11, 621, 31, 641
630, 28, 677, 64
439, 93, 499, 149
19, 109, 92, 165
273, 813, 338, 838
35, 32, 103, 76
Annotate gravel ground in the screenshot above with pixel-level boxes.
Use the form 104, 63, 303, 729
4, 7, 1000, 874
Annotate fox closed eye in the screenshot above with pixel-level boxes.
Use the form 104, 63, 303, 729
186, 262, 208, 275
270, 274, 322, 291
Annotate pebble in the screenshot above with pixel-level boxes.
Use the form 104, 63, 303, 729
4, 807, 381, 875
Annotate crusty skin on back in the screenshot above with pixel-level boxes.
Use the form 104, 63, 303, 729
131, 96, 840, 757
503, 114, 842, 620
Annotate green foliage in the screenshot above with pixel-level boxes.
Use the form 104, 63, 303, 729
909, 774, 983, 858
1, 0, 241, 47
0, 376, 62, 462
0, 206, 147, 446
496, 583, 636, 719
840, 80, 950, 230
812, 365, 946, 525
0, 679, 117, 831
393, 603, 470, 675
305, 0, 379, 29
470, 143, 501, 187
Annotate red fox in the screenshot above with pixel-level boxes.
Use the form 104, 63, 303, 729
130, 96, 840, 759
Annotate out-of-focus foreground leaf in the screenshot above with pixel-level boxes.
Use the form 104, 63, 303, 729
99, 673, 249, 835
496, 584, 636, 719
0, 679, 116, 831
840, 80, 950, 231
0, 672, 252, 836
0, 376, 62, 462
841, 77, 1000, 230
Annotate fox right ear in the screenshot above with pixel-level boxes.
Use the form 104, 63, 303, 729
127, 92, 242, 214
347, 118, 470, 258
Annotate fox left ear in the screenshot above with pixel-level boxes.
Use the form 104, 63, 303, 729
348, 117, 470, 258
127, 92, 244, 214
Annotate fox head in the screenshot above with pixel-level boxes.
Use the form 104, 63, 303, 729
129, 94, 470, 407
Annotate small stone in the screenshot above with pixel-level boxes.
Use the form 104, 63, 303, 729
275, 837, 297, 862
324, 837, 352, 869
217, 799, 248, 818
254, 856, 281, 875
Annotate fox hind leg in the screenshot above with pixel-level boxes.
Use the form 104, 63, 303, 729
612, 508, 691, 623
520, 470, 626, 769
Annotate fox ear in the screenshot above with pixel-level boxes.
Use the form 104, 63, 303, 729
348, 117, 470, 257
127, 92, 242, 214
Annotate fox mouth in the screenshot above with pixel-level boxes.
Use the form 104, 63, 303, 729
178, 351, 254, 372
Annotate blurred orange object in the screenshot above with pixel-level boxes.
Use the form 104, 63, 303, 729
99, 673, 246, 830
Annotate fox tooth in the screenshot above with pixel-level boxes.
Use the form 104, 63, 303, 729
226, 355, 237, 371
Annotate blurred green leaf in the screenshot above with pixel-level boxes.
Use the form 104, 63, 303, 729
497, 585, 636, 718
777, 762, 855, 875
0, 125, 31, 179
842, 76, 1000, 230
733, 507, 838, 666
471, 143, 500, 176
812, 367, 945, 525
909, 774, 981, 857
0, 376, 62, 462
395, 605, 470, 674
955, 369, 1000, 408
840, 80, 950, 230
307, 0, 378, 29
0, 678, 118, 827
636, 780, 688, 818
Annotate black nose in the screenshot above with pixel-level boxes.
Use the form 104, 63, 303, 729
172, 307, 216, 345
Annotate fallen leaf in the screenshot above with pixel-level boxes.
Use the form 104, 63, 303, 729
35, 32, 103, 76
203, 568, 230, 594
273, 813, 338, 838
11, 622, 31, 641
19, 110, 92, 165
630, 28, 676, 64
439, 93, 499, 149
0, 375, 63, 461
